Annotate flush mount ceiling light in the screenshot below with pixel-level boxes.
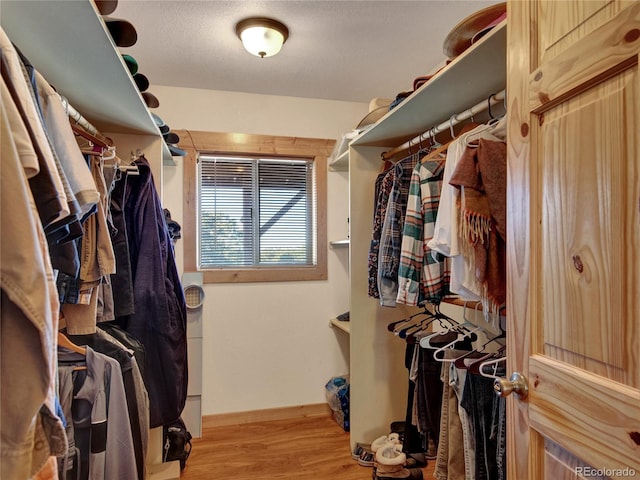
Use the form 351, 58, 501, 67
235, 17, 289, 58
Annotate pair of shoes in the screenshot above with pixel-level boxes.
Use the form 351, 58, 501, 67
371, 433, 401, 453
358, 450, 375, 467
389, 421, 405, 443
371, 433, 402, 478
352, 442, 370, 460
374, 443, 423, 480
352, 442, 375, 468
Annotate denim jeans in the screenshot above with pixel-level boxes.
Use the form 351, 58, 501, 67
416, 345, 443, 445
403, 340, 425, 454
461, 372, 500, 480
450, 365, 476, 480
434, 350, 467, 480
493, 389, 507, 480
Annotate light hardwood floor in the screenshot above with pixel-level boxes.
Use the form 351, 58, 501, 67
180, 414, 436, 479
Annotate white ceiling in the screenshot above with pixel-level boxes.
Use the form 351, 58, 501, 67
113, 0, 501, 104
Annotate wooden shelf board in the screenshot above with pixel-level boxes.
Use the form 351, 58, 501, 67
1, 0, 161, 137
329, 318, 351, 334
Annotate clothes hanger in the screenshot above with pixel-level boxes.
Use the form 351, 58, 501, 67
467, 345, 506, 375
387, 304, 435, 333
417, 301, 465, 348
477, 355, 507, 379
462, 93, 506, 147
400, 300, 458, 338
58, 328, 88, 372
432, 324, 482, 362
420, 139, 450, 163
453, 332, 505, 369
58, 331, 86, 355
399, 309, 450, 339
420, 300, 482, 351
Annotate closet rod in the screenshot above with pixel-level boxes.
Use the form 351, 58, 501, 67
382, 89, 505, 160
59, 94, 113, 148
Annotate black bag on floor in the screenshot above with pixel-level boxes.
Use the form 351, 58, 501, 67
163, 417, 192, 470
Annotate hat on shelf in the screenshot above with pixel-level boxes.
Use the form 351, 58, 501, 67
141, 91, 160, 109
163, 131, 180, 145
151, 112, 165, 126
159, 123, 170, 135
442, 2, 506, 60
133, 73, 149, 92
168, 144, 187, 157
121, 54, 138, 75
356, 97, 392, 130
103, 17, 138, 48
95, 0, 118, 15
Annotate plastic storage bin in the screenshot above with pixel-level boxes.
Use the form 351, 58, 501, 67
325, 375, 349, 431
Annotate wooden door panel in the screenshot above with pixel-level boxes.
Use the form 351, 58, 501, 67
545, 438, 608, 480
538, 0, 634, 64
531, 2, 640, 475
508, 1, 640, 478
530, 356, 640, 472
539, 71, 638, 380
531, 1, 640, 116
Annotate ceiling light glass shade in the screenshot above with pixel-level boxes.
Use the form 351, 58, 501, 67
236, 18, 289, 58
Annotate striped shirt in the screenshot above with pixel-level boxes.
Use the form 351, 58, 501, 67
396, 159, 450, 306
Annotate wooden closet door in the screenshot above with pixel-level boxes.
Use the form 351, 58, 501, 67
507, 1, 640, 479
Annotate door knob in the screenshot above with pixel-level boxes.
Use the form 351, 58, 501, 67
494, 372, 529, 399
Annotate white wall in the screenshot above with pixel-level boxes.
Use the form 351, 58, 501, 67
155, 85, 365, 415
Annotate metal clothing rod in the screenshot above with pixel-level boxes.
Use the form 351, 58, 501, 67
382, 89, 506, 160
59, 94, 113, 148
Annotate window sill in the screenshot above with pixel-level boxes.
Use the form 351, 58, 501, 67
202, 265, 327, 283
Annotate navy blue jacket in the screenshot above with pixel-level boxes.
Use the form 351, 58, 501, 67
117, 155, 187, 428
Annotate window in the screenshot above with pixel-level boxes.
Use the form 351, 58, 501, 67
198, 155, 316, 268
180, 130, 331, 283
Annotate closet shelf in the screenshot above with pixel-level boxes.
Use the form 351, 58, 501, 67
329, 318, 351, 335
352, 19, 506, 149
1, 0, 174, 166
330, 239, 350, 248
329, 150, 349, 171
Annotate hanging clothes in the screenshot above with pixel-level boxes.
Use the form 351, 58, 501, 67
0, 98, 68, 480
378, 153, 421, 306
368, 163, 395, 299
116, 154, 188, 428
396, 157, 450, 306
58, 346, 138, 480
0, 31, 73, 479
449, 138, 507, 311
427, 120, 506, 310
65, 328, 149, 480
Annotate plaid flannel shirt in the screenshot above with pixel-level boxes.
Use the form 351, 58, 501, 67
396, 159, 450, 306
377, 154, 420, 305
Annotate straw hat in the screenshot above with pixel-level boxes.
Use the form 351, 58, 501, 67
356, 98, 392, 129
442, 3, 506, 60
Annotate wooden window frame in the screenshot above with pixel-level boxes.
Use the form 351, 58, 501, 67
178, 130, 332, 283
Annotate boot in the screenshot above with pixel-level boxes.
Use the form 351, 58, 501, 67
371, 433, 401, 453
374, 443, 423, 480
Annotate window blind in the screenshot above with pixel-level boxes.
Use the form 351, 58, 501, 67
198, 155, 316, 269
